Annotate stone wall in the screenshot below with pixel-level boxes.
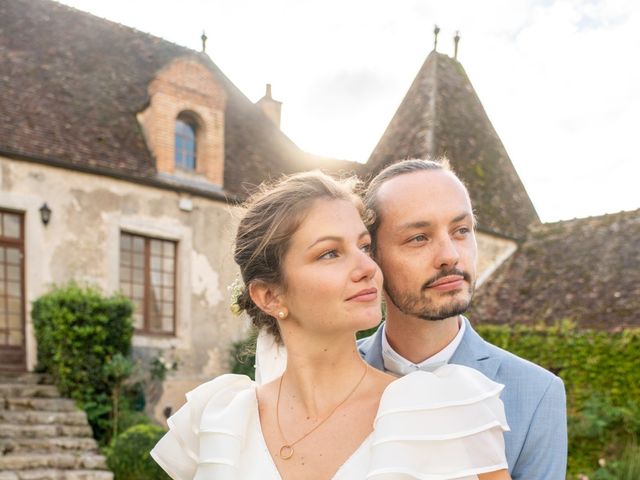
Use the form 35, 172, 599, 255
475, 231, 517, 287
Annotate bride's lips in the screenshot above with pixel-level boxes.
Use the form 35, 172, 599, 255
346, 287, 378, 302
425, 275, 464, 292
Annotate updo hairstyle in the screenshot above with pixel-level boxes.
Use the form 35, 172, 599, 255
233, 170, 363, 343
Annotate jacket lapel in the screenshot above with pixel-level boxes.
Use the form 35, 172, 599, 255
449, 317, 501, 380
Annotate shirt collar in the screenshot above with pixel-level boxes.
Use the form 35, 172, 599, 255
381, 316, 466, 376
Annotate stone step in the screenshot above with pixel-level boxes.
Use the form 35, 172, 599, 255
3, 398, 77, 412
0, 424, 93, 439
0, 384, 60, 398
0, 410, 88, 426
0, 469, 113, 480
0, 436, 98, 455
0, 374, 113, 479
0, 373, 53, 385
0, 453, 107, 472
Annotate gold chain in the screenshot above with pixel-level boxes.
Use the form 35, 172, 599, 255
275, 363, 368, 460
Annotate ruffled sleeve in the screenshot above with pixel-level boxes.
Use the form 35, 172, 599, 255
367, 365, 510, 479
150, 374, 255, 480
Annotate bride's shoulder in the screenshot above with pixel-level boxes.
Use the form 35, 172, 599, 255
368, 365, 510, 479
181, 373, 255, 413
168, 374, 257, 437
381, 363, 504, 407
151, 374, 256, 480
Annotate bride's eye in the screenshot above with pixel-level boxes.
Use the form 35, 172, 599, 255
318, 249, 339, 260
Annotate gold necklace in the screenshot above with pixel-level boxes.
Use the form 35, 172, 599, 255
275, 363, 368, 460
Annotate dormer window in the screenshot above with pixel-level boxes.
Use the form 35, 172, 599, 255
138, 56, 226, 185
175, 113, 197, 170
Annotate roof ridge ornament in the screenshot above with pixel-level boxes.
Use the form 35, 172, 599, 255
201, 30, 208, 53
433, 25, 440, 51
454, 31, 460, 60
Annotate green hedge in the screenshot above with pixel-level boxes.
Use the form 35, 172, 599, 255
231, 322, 640, 478
106, 424, 170, 480
32, 283, 134, 443
475, 321, 640, 478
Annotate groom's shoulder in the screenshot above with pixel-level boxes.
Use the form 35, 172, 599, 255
480, 334, 562, 389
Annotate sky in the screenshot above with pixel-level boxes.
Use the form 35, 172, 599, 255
57, 0, 639, 222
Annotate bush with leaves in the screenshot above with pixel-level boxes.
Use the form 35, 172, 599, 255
106, 424, 170, 480
32, 283, 134, 443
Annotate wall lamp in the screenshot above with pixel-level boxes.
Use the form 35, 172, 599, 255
39, 202, 52, 225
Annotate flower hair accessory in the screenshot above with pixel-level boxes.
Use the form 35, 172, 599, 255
228, 276, 244, 316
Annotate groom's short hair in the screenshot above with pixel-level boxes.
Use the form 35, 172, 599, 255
363, 158, 454, 252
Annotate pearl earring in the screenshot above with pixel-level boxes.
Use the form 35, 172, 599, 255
278, 310, 287, 319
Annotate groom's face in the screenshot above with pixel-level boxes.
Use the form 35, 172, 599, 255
373, 170, 477, 321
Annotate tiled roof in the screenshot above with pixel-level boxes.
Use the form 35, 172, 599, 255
300, 153, 363, 177
0, 0, 311, 199
365, 51, 539, 240
471, 209, 640, 330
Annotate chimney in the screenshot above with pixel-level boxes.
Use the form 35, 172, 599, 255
256, 83, 282, 128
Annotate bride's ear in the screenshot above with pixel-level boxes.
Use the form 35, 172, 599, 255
248, 280, 285, 319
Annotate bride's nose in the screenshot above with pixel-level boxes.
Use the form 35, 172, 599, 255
351, 249, 379, 282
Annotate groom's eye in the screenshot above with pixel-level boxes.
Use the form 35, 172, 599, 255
408, 234, 428, 243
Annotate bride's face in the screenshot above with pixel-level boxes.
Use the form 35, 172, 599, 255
279, 199, 383, 336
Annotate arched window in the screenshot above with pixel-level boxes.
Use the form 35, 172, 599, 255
175, 114, 197, 170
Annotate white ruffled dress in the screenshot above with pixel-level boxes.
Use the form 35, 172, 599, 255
151, 364, 509, 479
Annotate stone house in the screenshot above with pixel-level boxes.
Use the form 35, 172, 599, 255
1, 0, 637, 427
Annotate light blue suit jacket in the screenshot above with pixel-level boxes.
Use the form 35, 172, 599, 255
358, 318, 568, 480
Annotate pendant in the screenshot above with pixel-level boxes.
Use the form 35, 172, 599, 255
279, 444, 294, 460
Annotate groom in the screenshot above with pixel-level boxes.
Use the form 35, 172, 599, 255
358, 159, 567, 479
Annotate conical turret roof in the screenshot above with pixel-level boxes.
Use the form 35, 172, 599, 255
366, 51, 539, 240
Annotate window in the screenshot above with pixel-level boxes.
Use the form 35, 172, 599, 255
175, 114, 197, 170
119, 232, 176, 335
0, 210, 25, 370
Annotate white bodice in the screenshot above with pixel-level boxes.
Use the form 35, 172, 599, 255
152, 364, 509, 479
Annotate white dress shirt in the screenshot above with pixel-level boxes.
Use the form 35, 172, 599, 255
381, 316, 466, 376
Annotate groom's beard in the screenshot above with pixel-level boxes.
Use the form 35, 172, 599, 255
384, 268, 474, 321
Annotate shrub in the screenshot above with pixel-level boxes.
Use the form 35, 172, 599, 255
106, 424, 170, 480
32, 283, 134, 443
230, 337, 256, 380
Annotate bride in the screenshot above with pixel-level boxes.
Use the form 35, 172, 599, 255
152, 171, 510, 480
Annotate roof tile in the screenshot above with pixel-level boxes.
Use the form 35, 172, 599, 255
471, 209, 640, 330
